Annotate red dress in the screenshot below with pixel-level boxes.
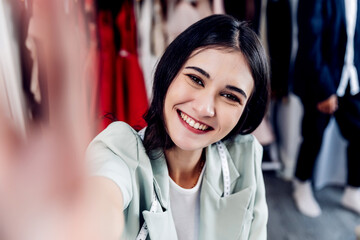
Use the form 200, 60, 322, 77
97, 10, 117, 130
115, 0, 148, 130
97, 0, 148, 131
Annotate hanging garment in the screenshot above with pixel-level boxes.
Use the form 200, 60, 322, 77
20, 0, 45, 122
115, 0, 148, 130
26, 18, 41, 104
97, 10, 118, 130
151, 0, 167, 57
212, 0, 225, 14
0, 0, 28, 136
166, 0, 212, 45
224, 0, 262, 34
266, 0, 292, 99
136, 0, 162, 99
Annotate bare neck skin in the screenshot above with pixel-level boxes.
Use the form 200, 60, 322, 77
165, 147, 205, 189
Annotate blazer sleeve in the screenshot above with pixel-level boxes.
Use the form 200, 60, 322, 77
86, 122, 139, 209
248, 139, 268, 240
297, 0, 337, 102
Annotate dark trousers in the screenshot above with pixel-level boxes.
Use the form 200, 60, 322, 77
295, 91, 360, 187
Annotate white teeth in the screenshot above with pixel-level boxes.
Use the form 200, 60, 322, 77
189, 119, 195, 127
179, 111, 209, 131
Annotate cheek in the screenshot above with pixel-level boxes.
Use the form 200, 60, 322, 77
219, 107, 244, 132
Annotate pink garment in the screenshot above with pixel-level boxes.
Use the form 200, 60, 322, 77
212, 0, 225, 14
166, 0, 212, 45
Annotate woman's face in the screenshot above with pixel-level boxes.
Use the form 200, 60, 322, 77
163, 48, 254, 152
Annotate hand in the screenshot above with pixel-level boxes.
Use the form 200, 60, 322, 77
0, 1, 123, 239
316, 94, 338, 114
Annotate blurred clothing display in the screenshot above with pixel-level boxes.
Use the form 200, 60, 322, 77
293, 0, 360, 217
266, 0, 292, 99
224, 0, 261, 33
260, 0, 293, 171
136, 0, 165, 99
166, 0, 212, 45
0, 0, 98, 136
97, 0, 148, 131
0, 0, 28, 136
115, 0, 148, 130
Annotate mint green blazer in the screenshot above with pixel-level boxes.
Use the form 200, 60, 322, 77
88, 122, 268, 240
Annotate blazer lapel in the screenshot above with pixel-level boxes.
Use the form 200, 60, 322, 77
148, 149, 170, 210
142, 210, 178, 240
202, 143, 240, 196
199, 144, 252, 240
142, 150, 178, 239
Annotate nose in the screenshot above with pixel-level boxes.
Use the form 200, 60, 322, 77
192, 93, 215, 117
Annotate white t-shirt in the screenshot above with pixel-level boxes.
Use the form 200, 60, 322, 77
169, 165, 206, 240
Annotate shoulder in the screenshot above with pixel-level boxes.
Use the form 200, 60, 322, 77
93, 121, 139, 143
87, 121, 145, 163
87, 122, 150, 210
224, 134, 263, 157
223, 134, 263, 168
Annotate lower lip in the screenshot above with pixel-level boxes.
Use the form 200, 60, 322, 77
177, 111, 210, 134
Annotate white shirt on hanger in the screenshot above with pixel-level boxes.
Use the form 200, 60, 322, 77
337, 0, 359, 96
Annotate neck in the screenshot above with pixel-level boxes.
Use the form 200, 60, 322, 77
165, 147, 205, 189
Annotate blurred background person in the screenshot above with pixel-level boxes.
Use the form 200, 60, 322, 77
292, 0, 360, 217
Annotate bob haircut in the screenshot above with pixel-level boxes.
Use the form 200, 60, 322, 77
143, 14, 270, 154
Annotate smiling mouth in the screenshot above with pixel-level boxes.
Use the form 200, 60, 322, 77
177, 110, 213, 131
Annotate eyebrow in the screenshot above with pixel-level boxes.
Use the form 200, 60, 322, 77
185, 66, 210, 79
226, 85, 248, 99
185, 66, 248, 99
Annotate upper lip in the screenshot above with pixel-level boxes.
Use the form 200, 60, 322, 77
177, 109, 214, 130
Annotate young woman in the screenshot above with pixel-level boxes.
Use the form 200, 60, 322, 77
88, 14, 269, 240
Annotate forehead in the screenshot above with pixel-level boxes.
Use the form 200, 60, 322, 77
183, 48, 253, 86
185, 47, 249, 71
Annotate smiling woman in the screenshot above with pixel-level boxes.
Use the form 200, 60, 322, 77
87, 14, 270, 240
163, 49, 254, 153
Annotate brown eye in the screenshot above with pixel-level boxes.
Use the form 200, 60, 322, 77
186, 74, 204, 87
221, 93, 241, 104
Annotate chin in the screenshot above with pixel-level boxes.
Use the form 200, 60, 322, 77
171, 137, 205, 152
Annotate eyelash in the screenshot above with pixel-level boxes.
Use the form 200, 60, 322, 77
186, 74, 242, 104
221, 93, 241, 104
186, 74, 204, 87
